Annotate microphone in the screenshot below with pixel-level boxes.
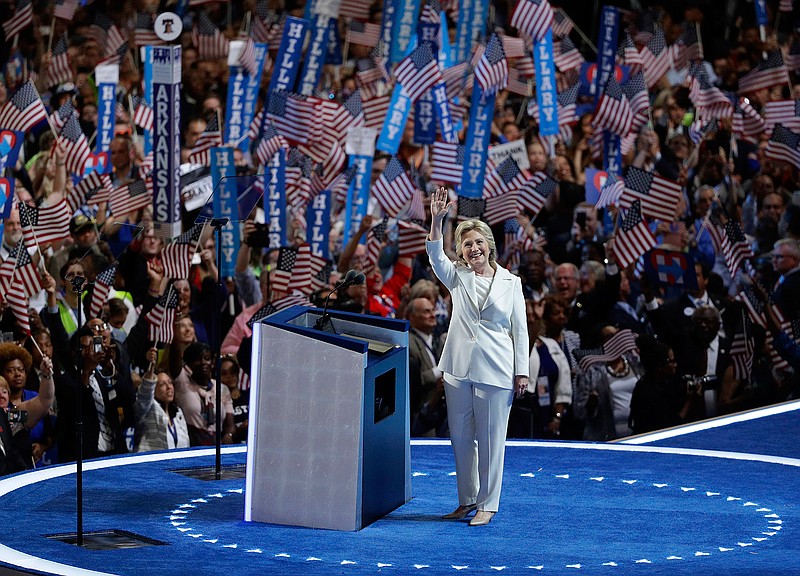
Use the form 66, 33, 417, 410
314, 270, 359, 331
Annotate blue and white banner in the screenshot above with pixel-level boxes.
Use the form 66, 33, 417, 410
343, 127, 376, 245
267, 16, 310, 100
376, 83, 412, 154
0, 130, 20, 218
594, 5, 619, 100
266, 150, 288, 248
142, 46, 153, 155
603, 131, 622, 174
225, 41, 267, 152
210, 147, 239, 277
453, 0, 473, 64
380, 0, 399, 63
460, 85, 494, 198
298, 14, 331, 96
414, 91, 436, 144
325, 18, 342, 65
152, 46, 182, 238
439, 10, 453, 68
432, 83, 458, 143
533, 29, 559, 137
95, 64, 118, 155
307, 188, 331, 259
391, 0, 423, 64
754, 0, 768, 27
469, 0, 488, 61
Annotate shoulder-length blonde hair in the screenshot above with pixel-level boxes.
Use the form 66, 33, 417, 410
454, 219, 497, 267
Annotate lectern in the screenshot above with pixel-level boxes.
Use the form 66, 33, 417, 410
244, 305, 411, 531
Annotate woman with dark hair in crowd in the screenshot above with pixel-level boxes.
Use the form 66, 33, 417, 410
173, 341, 236, 446
629, 335, 702, 436
134, 348, 190, 452
219, 354, 249, 444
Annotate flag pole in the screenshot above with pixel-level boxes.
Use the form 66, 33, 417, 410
46, 17, 56, 54
695, 21, 704, 61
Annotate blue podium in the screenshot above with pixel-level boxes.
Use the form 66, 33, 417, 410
244, 306, 411, 531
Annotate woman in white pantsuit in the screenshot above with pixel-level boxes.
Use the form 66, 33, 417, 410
426, 188, 529, 526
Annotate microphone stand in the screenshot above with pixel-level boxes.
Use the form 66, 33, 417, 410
70, 275, 87, 547
209, 218, 229, 480
314, 271, 356, 332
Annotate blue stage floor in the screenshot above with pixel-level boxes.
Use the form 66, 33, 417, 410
1, 401, 799, 576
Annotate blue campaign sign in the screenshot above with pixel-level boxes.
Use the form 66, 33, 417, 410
376, 83, 412, 154
343, 154, 372, 245
414, 91, 436, 144
298, 15, 330, 95
534, 29, 559, 137
210, 147, 239, 277
431, 82, 458, 143
578, 62, 630, 98
266, 150, 287, 248
267, 17, 310, 100
226, 43, 267, 152
325, 18, 342, 65
593, 6, 620, 100
379, 0, 399, 63
453, 0, 473, 63
95, 64, 118, 155
307, 188, 331, 259
643, 248, 698, 290
584, 167, 607, 205
460, 85, 495, 198
603, 132, 622, 174
754, 0, 768, 27
152, 45, 182, 237
391, 0, 423, 64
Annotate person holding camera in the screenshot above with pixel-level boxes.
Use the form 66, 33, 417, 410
426, 188, 529, 526
134, 348, 190, 452
55, 322, 136, 462
0, 345, 55, 472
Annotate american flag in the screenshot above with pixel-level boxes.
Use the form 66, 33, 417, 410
0, 81, 47, 133
397, 219, 428, 257
145, 289, 179, 344
373, 157, 416, 217
518, 171, 557, 216
688, 117, 719, 145
109, 178, 152, 216
89, 13, 126, 57
738, 50, 790, 95
238, 36, 258, 77
614, 201, 656, 270
554, 36, 584, 72
474, 34, 509, 94
633, 9, 657, 44
501, 35, 526, 59
53, 0, 78, 21
457, 196, 487, 220
707, 212, 754, 277
484, 191, 520, 225
442, 61, 470, 99
511, 0, 553, 43
506, 68, 532, 96
253, 116, 289, 166
325, 90, 365, 146
595, 171, 624, 209
272, 244, 313, 294
330, 165, 358, 203
430, 141, 464, 185
778, 0, 794, 11
623, 71, 650, 133
672, 22, 701, 70
529, 80, 579, 135
729, 324, 755, 381
19, 201, 71, 248
484, 157, 527, 198
515, 55, 535, 77
356, 56, 385, 90
67, 171, 113, 212
364, 219, 387, 273
346, 21, 380, 47
621, 167, 682, 222
787, 36, 800, 72
188, 115, 223, 166
593, 76, 633, 136
339, 0, 374, 19
246, 293, 311, 328
362, 93, 391, 130
688, 62, 732, 119
2, 0, 32, 39
551, 7, 574, 38
96, 41, 130, 68
266, 90, 316, 144
0, 240, 40, 297
732, 97, 766, 142
6, 282, 30, 335
734, 287, 768, 330
132, 96, 154, 131
88, 264, 117, 319
133, 11, 163, 47
55, 107, 91, 176
577, 328, 638, 372
765, 124, 800, 171
763, 99, 800, 132
618, 32, 643, 71
46, 33, 72, 88
192, 12, 230, 61
161, 223, 204, 280
395, 43, 442, 103
640, 25, 672, 89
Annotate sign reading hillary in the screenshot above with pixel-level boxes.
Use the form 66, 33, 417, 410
266, 150, 287, 248
377, 84, 412, 154
95, 64, 118, 155
210, 147, 239, 277
307, 188, 331, 259
267, 17, 310, 100
298, 15, 331, 96
534, 29, 559, 136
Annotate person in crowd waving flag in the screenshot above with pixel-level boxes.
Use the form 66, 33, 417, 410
593, 76, 633, 136
474, 34, 509, 94
737, 50, 790, 95
18, 201, 71, 249
0, 81, 48, 133
192, 11, 230, 61
132, 96, 154, 132
765, 124, 800, 171
518, 171, 557, 217
614, 201, 656, 270
145, 289, 179, 346
46, 33, 72, 88
88, 264, 117, 319
620, 167, 682, 223
161, 223, 204, 280
640, 25, 672, 89
511, 0, 553, 43
395, 43, 442, 103
373, 157, 417, 217
0, 240, 41, 297
2, 0, 33, 39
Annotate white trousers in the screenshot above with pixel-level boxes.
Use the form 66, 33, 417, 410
444, 378, 514, 512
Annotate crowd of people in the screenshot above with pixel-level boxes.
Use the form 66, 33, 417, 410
1, 0, 800, 476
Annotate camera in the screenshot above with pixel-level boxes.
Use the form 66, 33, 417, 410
683, 374, 717, 392
246, 222, 271, 248
92, 335, 104, 354
7, 408, 28, 424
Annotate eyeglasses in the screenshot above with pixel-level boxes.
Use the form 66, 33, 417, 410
90, 323, 110, 332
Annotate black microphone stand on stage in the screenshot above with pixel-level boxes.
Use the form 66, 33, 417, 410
314, 270, 365, 333
69, 274, 89, 547
209, 217, 229, 480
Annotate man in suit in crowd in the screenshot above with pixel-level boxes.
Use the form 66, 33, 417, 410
407, 297, 445, 430
771, 238, 800, 321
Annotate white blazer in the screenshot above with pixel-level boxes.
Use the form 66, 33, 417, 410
426, 238, 529, 389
